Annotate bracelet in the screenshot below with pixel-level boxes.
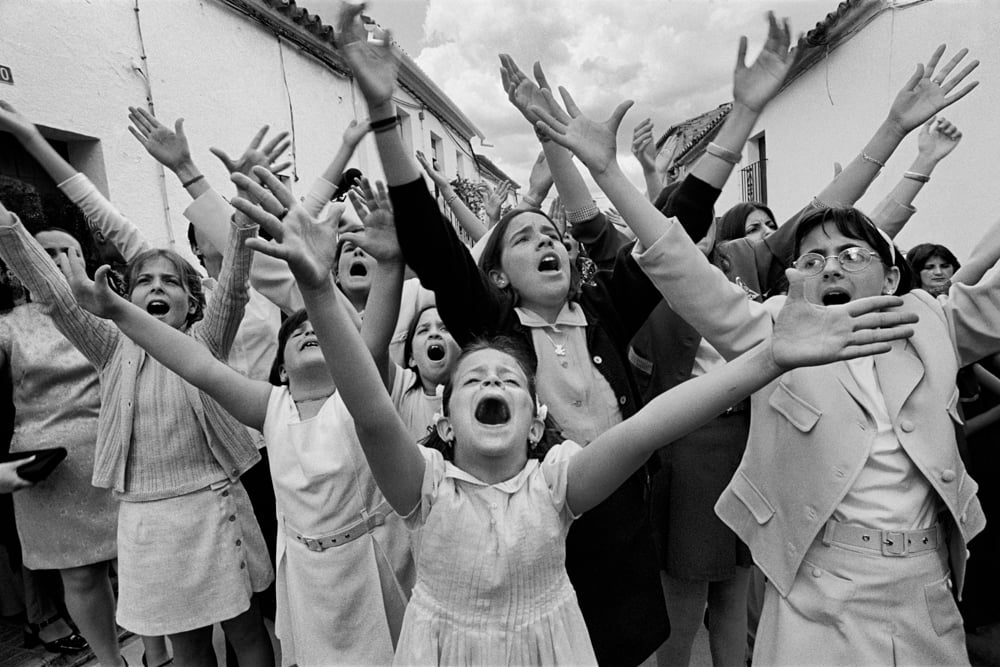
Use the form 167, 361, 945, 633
181, 174, 205, 188
566, 201, 600, 224
534, 127, 552, 144
444, 193, 459, 206
705, 142, 741, 164
861, 152, 885, 169
370, 116, 400, 133
903, 171, 930, 183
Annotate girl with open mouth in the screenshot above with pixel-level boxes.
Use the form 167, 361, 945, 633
537, 39, 990, 661
229, 161, 915, 665
0, 203, 275, 666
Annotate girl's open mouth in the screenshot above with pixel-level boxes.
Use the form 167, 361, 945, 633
147, 300, 170, 316
427, 343, 445, 362
821, 289, 851, 306
474, 397, 511, 425
537, 254, 561, 272
349, 263, 368, 277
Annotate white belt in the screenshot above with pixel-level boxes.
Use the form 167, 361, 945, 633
284, 500, 391, 552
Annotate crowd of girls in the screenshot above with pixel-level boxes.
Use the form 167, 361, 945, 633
0, 3, 996, 666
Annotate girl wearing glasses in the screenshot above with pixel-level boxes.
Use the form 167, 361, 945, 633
532, 54, 988, 662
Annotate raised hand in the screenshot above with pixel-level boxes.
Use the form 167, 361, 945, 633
234, 166, 340, 290
343, 118, 372, 148
769, 269, 917, 370
532, 86, 634, 175
631, 118, 657, 172
0, 100, 39, 140
499, 55, 556, 125
127, 106, 193, 172
343, 180, 401, 264
916, 116, 962, 163
485, 180, 510, 223
887, 45, 978, 135
733, 12, 796, 113
415, 150, 450, 187
57, 249, 123, 319
210, 125, 291, 179
337, 2, 398, 110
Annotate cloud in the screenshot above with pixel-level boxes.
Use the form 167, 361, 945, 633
412, 0, 832, 200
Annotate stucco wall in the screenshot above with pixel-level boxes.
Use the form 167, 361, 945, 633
715, 0, 999, 259
0, 0, 475, 259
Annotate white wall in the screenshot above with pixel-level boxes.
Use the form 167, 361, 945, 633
0, 0, 476, 259
716, 0, 1000, 259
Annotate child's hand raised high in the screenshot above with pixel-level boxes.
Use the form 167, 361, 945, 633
768, 268, 918, 371
532, 85, 634, 176
234, 166, 340, 291
56, 248, 123, 320
345, 179, 402, 265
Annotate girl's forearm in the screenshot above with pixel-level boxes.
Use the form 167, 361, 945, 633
370, 102, 421, 186
591, 161, 670, 249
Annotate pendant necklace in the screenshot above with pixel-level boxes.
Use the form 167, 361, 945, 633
542, 329, 567, 357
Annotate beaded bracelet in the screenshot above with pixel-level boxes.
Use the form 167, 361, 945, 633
861, 152, 885, 169
566, 202, 600, 224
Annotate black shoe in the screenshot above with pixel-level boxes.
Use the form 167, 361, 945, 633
23, 614, 89, 654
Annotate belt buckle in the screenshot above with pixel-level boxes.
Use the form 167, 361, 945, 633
299, 536, 324, 552
365, 512, 386, 531
881, 531, 907, 556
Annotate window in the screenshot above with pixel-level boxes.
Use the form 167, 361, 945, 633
740, 132, 767, 203
430, 132, 443, 172
397, 108, 413, 156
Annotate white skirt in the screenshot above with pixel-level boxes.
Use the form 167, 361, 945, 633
116, 480, 274, 635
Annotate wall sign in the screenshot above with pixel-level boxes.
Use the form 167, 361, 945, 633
0, 65, 12, 85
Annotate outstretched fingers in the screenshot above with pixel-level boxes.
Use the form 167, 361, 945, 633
232, 197, 284, 245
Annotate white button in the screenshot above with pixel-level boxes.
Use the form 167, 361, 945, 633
960, 512, 967, 523
946, 578, 953, 590
941, 469, 956, 483
592, 356, 602, 364
618, 396, 627, 405
811, 568, 821, 578
900, 420, 915, 433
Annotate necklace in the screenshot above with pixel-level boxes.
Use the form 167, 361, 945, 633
541, 329, 567, 357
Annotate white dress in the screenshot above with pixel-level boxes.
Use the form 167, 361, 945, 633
396, 442, 597, 665
263, 387, 414, 666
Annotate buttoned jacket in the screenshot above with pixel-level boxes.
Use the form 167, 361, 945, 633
636, 219, 991, 597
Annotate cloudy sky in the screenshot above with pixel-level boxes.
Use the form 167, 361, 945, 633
313, 0, 838, 197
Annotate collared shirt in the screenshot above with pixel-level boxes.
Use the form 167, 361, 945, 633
515, 303, 621, 445
835, 357, 938, 530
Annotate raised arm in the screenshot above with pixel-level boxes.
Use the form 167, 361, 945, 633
339, 3, 502, 344
300, 119, 370, 217
0, 101, 150, 262
235, 164, 424, 515
416, 150, 488, 242
690, 13, 796, 190
565, 272, 917, 514
499, 56, 600, 221
342, 182, 405, 389
815, 45, 978, 208
631, 118, 662, 202
0, 203, 119, 368
188, 193, 258, 359
533, 89, 772, 358
872, 117, 963, 238
58, 249, 270, 430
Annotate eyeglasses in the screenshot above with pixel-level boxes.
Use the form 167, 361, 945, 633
793, 247, 877, 276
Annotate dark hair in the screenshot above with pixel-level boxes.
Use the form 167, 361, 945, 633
717, 202, 776, 244
125, 248, 206, 326
268, 308, 310, 385
906, 243, 960, 289
333, 168, 363, 202
793, 207, 912, 295
477, 209, 582, 305
419, 335, 562, 461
